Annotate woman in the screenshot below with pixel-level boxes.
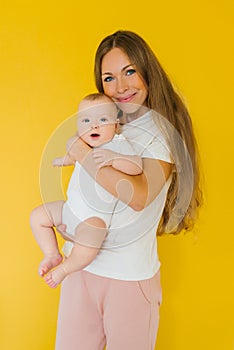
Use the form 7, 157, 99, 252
55, 30, 202, 350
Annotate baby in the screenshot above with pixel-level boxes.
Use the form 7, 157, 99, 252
30, 93, 142, 288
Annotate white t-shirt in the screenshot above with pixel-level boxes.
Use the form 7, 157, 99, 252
62, 133, 138, 250
64, 111, 173, 281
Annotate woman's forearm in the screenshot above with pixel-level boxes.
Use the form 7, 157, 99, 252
79, 149, 148, 210
68, 138, 172, 210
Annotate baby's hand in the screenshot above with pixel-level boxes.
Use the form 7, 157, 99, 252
56, 224, 67, 234
53, 156, 75, 167
53, 157, 65, 167
92, 149, 119, 169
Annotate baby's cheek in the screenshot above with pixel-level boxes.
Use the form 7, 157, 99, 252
78, 128, 90, 139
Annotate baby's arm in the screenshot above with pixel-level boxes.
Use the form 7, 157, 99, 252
53, 135, 78, 167
92, 149, 143, 175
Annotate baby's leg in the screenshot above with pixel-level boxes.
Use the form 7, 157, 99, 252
44, 217, 107, 288
30, 201, 65, 277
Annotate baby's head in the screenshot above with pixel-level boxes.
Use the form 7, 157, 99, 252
77, 93, 118, 147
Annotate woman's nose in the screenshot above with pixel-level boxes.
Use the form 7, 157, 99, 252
117, 77, 128, 94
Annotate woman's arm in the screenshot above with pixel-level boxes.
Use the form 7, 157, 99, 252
68, 137, 172, 211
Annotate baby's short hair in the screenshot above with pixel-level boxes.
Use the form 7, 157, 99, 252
82, 92, 113, 104
80, 93, 118, 118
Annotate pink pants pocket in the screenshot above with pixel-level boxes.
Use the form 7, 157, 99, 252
137, 271, 162, 307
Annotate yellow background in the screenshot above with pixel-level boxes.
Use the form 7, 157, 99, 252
0, 0, 233, 349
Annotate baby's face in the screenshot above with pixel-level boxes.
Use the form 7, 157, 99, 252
77, 99, 118, 147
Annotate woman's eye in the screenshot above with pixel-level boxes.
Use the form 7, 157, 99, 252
103, 76, 114, 82
126, 69, 136, 76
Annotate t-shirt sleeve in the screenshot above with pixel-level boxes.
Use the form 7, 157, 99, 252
141, 136, 173, 163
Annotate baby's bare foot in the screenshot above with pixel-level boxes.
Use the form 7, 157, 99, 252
38, 254, 63, 277
44, 265, 68, 288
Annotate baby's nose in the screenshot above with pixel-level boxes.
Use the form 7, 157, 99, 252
91, 122, 99, 129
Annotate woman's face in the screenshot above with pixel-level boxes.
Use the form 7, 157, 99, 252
101, 47, 148, 116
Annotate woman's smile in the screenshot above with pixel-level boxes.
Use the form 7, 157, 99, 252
115, 92, 137, 103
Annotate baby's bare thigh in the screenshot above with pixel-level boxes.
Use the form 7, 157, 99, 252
73, 216, 107, 248
43, 200, 65, 227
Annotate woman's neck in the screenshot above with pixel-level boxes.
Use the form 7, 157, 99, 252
121, 105, 148, 124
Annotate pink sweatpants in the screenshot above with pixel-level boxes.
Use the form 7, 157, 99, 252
56, 269, 162, 350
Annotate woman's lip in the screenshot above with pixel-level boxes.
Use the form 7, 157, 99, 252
116, 93, 136, 103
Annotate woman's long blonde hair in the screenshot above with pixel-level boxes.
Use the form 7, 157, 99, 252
94, 30, 203, 235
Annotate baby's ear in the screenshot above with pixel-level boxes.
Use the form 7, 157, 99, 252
115, 119, 120, 134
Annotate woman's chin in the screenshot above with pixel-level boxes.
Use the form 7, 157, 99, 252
117, 103, 148, 120
117, 102, 141, 114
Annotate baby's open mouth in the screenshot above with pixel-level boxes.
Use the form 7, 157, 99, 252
90, 133, 100, 138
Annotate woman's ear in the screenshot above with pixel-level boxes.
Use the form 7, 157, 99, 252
115, 118, 120, 134
117, 108, 123, 119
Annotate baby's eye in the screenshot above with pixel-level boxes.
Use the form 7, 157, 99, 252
82, 118, 90, 123
103, 76, 114, 82
99, 117, 108, 123
126, 69, 136, 76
